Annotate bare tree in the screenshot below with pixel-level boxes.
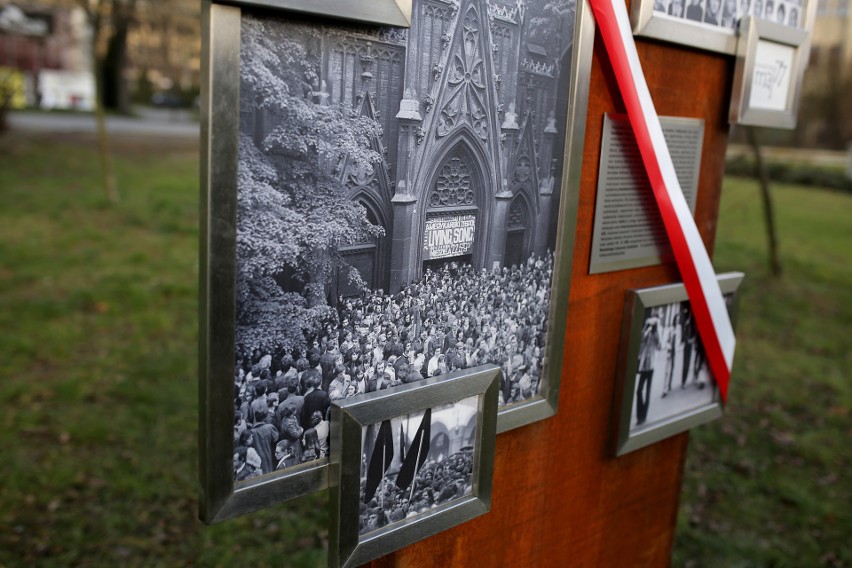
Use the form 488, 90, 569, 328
746, 126, 782, 276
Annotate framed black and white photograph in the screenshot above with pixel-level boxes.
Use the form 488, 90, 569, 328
630, 0, 814, 54
199, 0, 593, 523
329, 365, 498, 568
729, 16, 810, 129
613, 273, 744, 456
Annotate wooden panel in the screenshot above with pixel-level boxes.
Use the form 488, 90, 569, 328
367, 33, 734, 568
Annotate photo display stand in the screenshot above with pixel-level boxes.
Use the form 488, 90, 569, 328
199, 0, 593, 524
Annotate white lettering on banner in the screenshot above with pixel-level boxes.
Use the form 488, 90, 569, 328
423, 214, 476, 260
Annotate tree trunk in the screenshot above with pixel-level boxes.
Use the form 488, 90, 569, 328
746, 127, 782, 276
103, 12, 131, 115
93, 52, 119, 203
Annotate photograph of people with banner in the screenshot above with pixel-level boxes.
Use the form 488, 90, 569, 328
358, 396, 478, 535
329, 365, 497, 567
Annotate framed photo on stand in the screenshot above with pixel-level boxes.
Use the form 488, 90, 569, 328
199, 0, 594, 522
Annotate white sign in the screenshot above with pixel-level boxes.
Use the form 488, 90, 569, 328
748, 40, 795, 112
423, 214, 476, 260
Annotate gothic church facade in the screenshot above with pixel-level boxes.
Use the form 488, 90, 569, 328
297, 0, 571, 296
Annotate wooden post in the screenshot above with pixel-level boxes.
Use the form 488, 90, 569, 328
366, 34, 732, 568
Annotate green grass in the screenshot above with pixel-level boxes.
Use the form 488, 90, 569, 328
674, 177, 852, 568
0, 134, 326, 567
0, 135, 848, 566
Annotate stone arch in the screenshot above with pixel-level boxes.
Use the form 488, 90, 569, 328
417, 128, 493, 271
336, 191, 390, 297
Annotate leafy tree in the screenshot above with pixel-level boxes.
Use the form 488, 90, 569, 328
236, 16, 384, 353
526, 0, 576, 54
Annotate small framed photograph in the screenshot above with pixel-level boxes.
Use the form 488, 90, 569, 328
200, 0, 594, 522
630, 0, 813, 54
613, 273, 744, 456
729, 16, 809, 129
329, 364, 499, 568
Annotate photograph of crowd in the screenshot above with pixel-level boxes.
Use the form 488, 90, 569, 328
630, 300, 722, 432
233, 0, 576, 480
358, 396, 478, 536
653, 0, 803, 28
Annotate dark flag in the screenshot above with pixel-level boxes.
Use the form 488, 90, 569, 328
396, 408, 432, 492
399, 422, 406, 465
364, 419, 394, 503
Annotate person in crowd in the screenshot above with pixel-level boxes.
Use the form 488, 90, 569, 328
788, 6, 798, 25
234, 446, 262, 482
721, 0, 738, 27
686, 0, 704, 21
635, 315, 662, 426
775, 2, 786, 24
302, 428, 321, 463
704, 0, 722, 25
669, 0, 686, 17
250, 406, 279, 475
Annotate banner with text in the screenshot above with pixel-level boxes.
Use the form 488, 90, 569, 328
423, 214, 476, 260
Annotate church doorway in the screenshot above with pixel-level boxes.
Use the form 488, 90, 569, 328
504, 196, 530, 268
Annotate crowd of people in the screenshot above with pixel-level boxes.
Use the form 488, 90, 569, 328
233, 252, 553, 478
359, 448, 474, 534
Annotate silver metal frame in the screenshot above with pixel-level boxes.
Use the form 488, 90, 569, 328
215, 0, 412, 26
729, 16, 809, 128
498, 0, 594, 434
613, 272, 744, 456
199, 0, 594, 522
631, 0, 814, 55
329, 364, 499, 568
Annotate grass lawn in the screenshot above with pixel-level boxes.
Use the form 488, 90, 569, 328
0, 134, 848, 566
674, 177, 852, 567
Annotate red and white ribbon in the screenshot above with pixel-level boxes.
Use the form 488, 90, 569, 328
588, 0, 736, 401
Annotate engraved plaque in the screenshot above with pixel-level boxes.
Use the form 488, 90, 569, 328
589, 114, 704, 274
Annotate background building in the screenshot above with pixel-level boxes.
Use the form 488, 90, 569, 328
796, 0, 852, 146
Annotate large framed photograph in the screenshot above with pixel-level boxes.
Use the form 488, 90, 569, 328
329, 364, 498, 568
199, 0, 593, 523
613, 273, 744, 456
728, 16, 809, 129
630, 0, 814, 54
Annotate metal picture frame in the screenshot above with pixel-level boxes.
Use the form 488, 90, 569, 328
630, 0, 814, 55
612, 272, 744, 456
199, 0, 593, 523
729, 16, 810, 128
329, 364, 499, 568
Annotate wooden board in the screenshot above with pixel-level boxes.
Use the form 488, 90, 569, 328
367, 34, 734, 568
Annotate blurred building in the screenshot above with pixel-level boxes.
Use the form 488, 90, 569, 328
810, 0, 852, 67
797, 0, 852, 146
0, 2, 93, 109
127, 0, 200, 95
